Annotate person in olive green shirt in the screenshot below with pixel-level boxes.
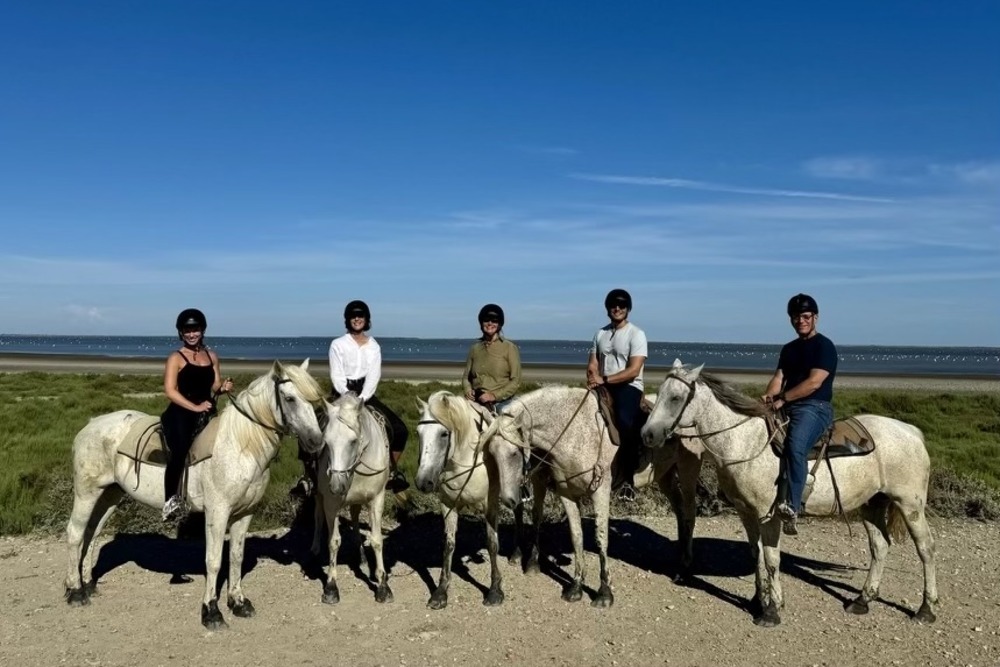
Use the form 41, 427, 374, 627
462, 303, 521, 412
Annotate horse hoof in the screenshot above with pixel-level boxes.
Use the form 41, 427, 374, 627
753, 603, 781, 628
322, 583, 340, 605
844, 598, 869, 615
169, 574, 194, 585
484, 588, 505, 607
508, 548, 522, 566
591, 584, 614, 608
227, 596, 256, 618
65, 587, 91, 607
524, 559, 541, 576
85, 580, 100, 596
913, 602, 937, 624
561, 584, 584, 603
671, 571, 690, 587
375, 585, 394, 604
427, 592, 448, 610
201, 602, 228, 630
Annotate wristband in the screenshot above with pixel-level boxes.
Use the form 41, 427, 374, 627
602, 375, 609, 385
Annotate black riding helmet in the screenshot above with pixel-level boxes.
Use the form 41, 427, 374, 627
478, 303, 505, 328
787, 293, 819, 317
176, 308, 207, 331
604, 288, 632, 311
344, 299, 372, 331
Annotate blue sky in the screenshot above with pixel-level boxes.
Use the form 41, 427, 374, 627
1, 1, 997, 346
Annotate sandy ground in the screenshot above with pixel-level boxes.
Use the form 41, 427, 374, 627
1, 514, 998, 667
0, 353, 996, 392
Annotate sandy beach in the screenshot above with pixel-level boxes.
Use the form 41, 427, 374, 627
0, 353, 995, 392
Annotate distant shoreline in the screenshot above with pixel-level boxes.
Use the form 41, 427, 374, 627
1, 352, 996, 392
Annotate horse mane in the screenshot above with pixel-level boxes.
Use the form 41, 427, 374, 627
696, 371, 769, 418
223, 371, 284, 466
281, 363, 326, 406
427, 391, 477, 447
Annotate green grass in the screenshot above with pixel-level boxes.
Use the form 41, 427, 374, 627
1, 371, 997, 535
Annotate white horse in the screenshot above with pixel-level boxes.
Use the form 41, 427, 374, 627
65, 360, 330, 630
312, 392, 393, 604
641, 360, 939, 627
414, 391, 514, 609
482, 386, 701, 607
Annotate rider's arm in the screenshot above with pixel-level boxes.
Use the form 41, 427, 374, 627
763, 369, 784, 400
586, 350, 601, 387
360, 342, 381, 402
462, 345, 476, 398
328, 339, 349, 395
783, 368, 830, 402
606, 355, 645, 384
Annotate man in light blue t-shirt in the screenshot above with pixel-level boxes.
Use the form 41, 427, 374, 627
586, 288, 648, 502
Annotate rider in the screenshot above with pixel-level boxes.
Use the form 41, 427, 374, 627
586, 288, 648, 503
462, 303, 522, 413
763, 293, 838, 533
329, 300, 410, 493
161, 308, 233, 521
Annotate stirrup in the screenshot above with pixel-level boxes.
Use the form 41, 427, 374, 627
162, 495, 186, 522
520, 482, 533, 505
387, 470, 410, 493
289, 476, 314, 499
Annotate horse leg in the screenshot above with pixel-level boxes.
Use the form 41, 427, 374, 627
524, 476, 548, 575
350, 504, 365, 571
368, 494, 393, 603
484, 482, 505, 606
735, 510, 776, 626
65, 484, 111, 605
225, 514, 256, 618
662, 447, 701, 583
309, 493, 325, 558
846, 495, 891, 616
754, 517, 784, 627
559, 497, 585, 603
428, 506, 458, 610
322, 507, 342, 604
509, 502, 524, 565
894, 498, 939, 623
591, 481, 614, 608
201, 505, 230, 630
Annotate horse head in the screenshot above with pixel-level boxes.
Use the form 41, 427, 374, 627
482, 409, 529, 510
270, 358, 328, 453
642, 358, 704, 449
323, 392, 366, 498
415, 393, 452, 492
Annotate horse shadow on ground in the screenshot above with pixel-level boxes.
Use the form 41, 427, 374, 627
480, 515, 876, 620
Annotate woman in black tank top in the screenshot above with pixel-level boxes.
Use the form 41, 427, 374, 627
161, 308, 234, 520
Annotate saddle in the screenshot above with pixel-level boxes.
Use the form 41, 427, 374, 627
593, 385, 654, 448
116, 414, 220, 467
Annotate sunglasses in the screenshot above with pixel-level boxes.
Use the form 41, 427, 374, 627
480, 317, 500, 324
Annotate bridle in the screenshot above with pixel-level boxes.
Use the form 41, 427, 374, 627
227, 376, 293, 436
657, 373, 769, 465
417, 408, 490, 487
327, 409, 387, 480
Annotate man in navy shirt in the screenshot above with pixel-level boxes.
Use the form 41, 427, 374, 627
763, 293, 837, 532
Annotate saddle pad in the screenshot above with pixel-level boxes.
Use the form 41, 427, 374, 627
116, 415, 219, 467
770, 415, 876, 461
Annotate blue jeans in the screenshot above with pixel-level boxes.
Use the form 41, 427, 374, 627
783, 399, 834, 511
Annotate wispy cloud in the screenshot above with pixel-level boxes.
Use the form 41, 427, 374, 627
802, 156, 883, 181
570, 173, 895, 203
517, 145, 580, 157
64, 304, 107, 322
928, 160, 1000, 186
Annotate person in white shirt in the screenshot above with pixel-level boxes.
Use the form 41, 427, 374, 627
291, 300, 410, 497
586, 288, 648, 503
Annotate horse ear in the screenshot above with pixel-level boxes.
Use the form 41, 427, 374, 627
416, 396, 428, 410
271, 360, 284, 376
672, 358, 684, 370
689, 363, 705, 381
301, 358, 311, 371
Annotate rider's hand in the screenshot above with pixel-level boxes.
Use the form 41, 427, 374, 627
465, 390, 475, 401
220, 378, 234, 394
196, 401, 213, 413
480, 391, 496, 403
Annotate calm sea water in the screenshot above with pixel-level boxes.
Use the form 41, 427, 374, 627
1, 335, 997, 377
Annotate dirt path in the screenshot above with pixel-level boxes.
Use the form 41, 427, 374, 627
1, 514, 997, 667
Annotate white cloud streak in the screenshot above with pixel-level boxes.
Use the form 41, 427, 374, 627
570, 173, 895, 203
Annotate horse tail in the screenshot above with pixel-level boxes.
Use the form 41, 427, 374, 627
886, 503, 909, 544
